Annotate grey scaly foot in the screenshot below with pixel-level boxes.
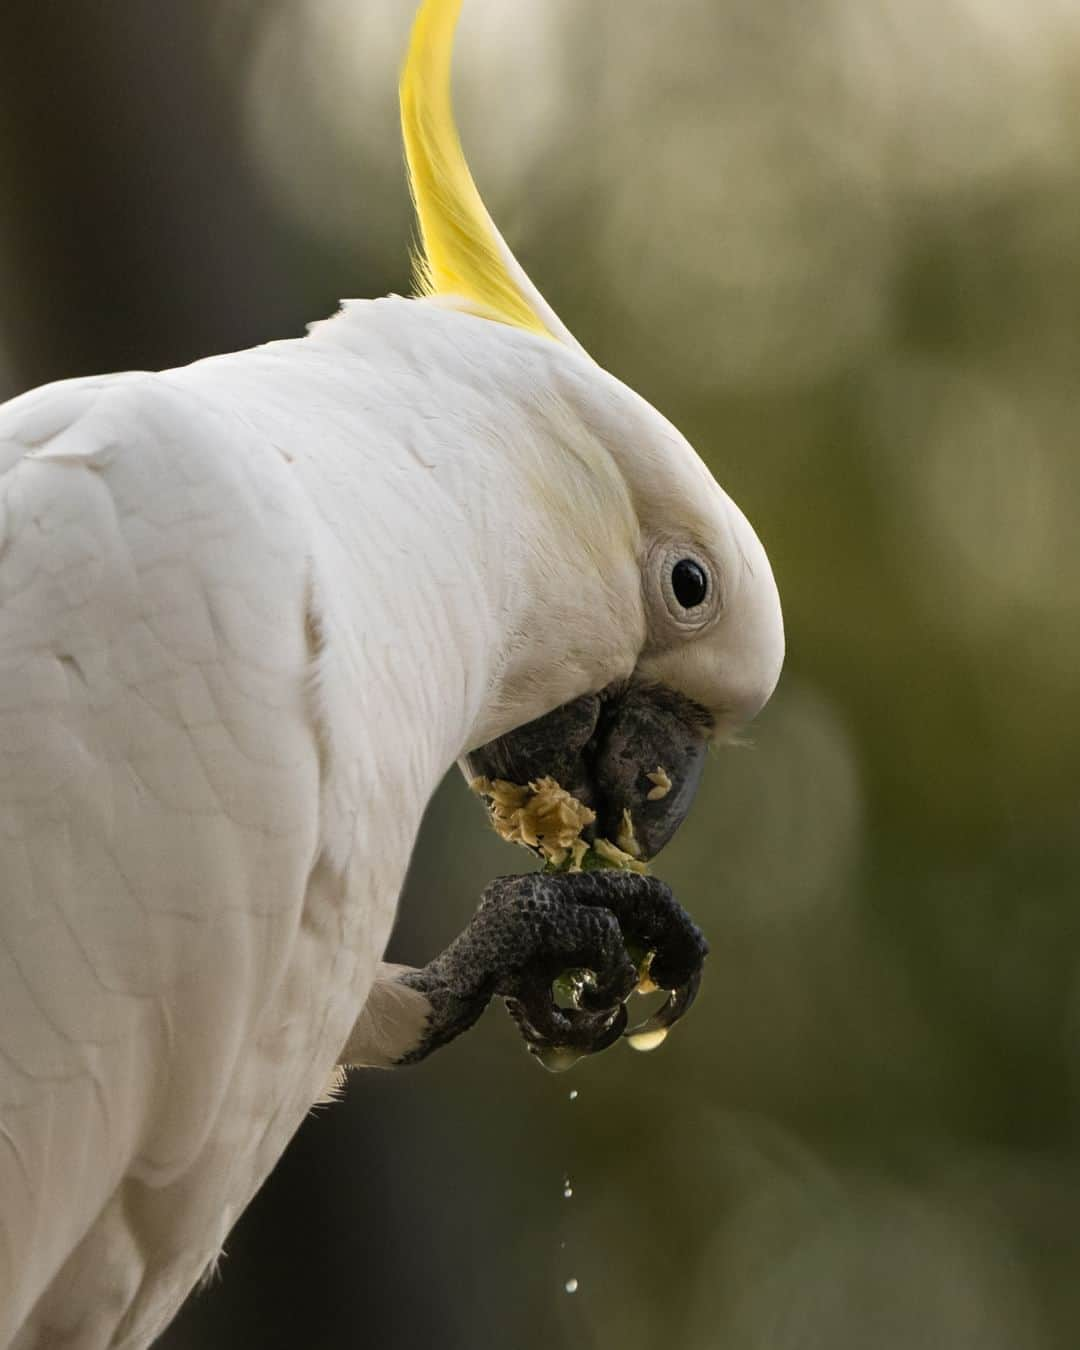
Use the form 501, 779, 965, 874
538, 868, 710, 1057
392, 869, 708, 1070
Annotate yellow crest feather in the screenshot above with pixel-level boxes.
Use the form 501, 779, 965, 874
400, 0, 555, 340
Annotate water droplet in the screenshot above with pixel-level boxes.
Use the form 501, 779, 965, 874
564, 1278, 579, 1295
568, 1089, 579, 1101
537, 1044, 585, 1073
563, 1184, 573, 1198
626, 1026, 669, 1053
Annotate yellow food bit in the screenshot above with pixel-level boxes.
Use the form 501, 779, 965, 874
470, 777, 529, 810
646, 766, 672, 801
471, 776, 649, 874
615, 808, 643, 860
592, 837, 649, 875
568, 838, 590, 872
634, 949, 660, 995
471, 776, 596, 867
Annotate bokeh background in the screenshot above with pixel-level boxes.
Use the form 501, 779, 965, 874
4, 0, 1080, 1345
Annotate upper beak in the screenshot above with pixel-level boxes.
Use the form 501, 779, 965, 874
461, 682, 711, 862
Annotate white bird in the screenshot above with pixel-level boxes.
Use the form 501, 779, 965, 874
0, 0, 783, 1345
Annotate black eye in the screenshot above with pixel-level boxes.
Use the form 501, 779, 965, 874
671, 558, 709, 609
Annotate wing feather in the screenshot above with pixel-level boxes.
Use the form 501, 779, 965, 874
0, 373, 324, 1341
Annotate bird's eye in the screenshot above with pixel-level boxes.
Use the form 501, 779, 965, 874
651, 542, 721, 634
671, 558, 709, 609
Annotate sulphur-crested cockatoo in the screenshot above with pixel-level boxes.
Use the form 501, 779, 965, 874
0, 0, 783, 1344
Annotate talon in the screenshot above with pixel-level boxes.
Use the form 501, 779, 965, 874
527, 1001, 629, 1072
418, 869, 705, 1069
624, 965, 703, 1051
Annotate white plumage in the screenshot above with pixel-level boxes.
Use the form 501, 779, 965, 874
0, 299, 657, 1344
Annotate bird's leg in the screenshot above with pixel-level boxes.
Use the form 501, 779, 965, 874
336, 963, 442, 1071
338, 871, 707, 1071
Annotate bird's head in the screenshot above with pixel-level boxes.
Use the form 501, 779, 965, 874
401, 0, 784, 862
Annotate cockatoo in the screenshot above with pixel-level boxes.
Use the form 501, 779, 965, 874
0, 0, 783, 1344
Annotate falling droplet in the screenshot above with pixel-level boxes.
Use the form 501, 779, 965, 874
564, 1278, 579, 1295
569, 1090, 579, 1102
563, 1182, 573, 1199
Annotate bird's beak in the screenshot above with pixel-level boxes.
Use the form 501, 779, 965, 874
461, 682, 711, 862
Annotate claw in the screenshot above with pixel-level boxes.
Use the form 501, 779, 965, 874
507, 995, 629, 1072
625, 964, 703, 1052
534, 1002, 628, 1072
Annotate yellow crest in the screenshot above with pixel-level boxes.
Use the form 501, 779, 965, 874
400, 0, 580, 348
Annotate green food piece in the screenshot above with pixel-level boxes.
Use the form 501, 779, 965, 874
543, 848, 609, 875
552, 968, 597, 1010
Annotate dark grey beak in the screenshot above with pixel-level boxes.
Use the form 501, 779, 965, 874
461, 682, 711, 862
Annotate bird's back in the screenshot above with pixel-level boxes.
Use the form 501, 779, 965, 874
0, 371, 349, 1346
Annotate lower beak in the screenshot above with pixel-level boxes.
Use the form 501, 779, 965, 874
461, 682, 711, 862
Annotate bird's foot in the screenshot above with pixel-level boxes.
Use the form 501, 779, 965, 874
399, 870, 707, 1070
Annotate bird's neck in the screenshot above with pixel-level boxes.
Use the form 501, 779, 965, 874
176, 298, 642, 789
299, 299, 643, 763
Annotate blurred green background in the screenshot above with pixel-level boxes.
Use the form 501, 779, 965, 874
4, 0, 1080, 1345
